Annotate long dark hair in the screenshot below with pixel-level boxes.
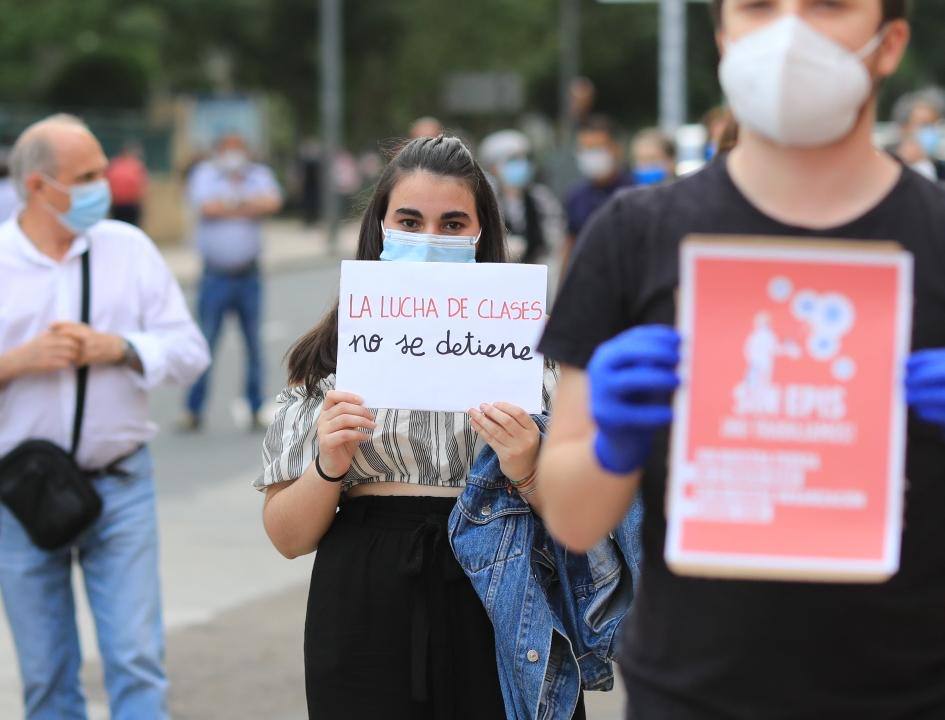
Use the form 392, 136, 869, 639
287, 134, 508, 394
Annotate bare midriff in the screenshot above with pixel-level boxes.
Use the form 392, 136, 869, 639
345, 482, 463, 499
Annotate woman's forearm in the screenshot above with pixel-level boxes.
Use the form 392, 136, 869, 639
263, 464, 343, 558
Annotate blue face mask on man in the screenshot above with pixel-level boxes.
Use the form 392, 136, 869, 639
633, 165, 669, 186
379, 225, 478, 263
917, 125, 941, 157
42, 175, 112, 234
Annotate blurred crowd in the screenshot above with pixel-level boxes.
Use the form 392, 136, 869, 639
0, 78, 940, 265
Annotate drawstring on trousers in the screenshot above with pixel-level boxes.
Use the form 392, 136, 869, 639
401, 514, 462, 704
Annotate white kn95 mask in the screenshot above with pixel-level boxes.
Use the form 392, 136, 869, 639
719, 16, 886, 148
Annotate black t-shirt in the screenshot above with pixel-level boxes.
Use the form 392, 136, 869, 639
539, 156, 945, 720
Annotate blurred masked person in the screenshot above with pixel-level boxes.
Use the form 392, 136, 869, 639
630, 128, 676, 186
182, 133, 282, 432
480, 129, 564, 264
702, 105, 740, 160
894, 89, 945, 181
896, 128, 940, 182
106, 141, 148, 227
0, 114, 208, 720
561, 116, 634, 273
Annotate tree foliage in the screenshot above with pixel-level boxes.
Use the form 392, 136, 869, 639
0, 0, 940, 147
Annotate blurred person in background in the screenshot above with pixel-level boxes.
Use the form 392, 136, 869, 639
702, 105, 740, 160
895, 127, 940, 182
0, 147, 20, 222
569, 77, 597, 129
332, 147, 363, 215
560, 115, 634, 274
894, 88, 945, 181
479, 129, 564, 264
181, 133, 282, 432
546, 77, 599, 200
358, 149, 383, 188
409, 116, 444, 140
630, 128, 676, 186
298, 137, 322, 225
106, 141, 148, 227
0, 114, 208, 720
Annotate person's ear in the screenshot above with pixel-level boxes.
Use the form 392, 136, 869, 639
874, 19, 910, 80
23, 171, 44, 198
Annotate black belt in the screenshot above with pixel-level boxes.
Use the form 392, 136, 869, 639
204, 260, 259, 277
81, 446, 142, 481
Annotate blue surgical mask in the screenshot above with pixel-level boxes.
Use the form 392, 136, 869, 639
633, 165, 669, 186
42, 175, 112, 234
379, 225, 478, 263
917, 124, 940, 157
499, 158, 532, 188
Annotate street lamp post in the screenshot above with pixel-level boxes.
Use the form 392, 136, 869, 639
320, 0, 342, 253
659, 0, 687, 134
559, 0, 581, 146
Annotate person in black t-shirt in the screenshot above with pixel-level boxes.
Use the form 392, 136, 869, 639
538, 1, 945, 719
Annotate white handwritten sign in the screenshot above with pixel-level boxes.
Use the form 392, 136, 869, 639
336, 261, 547, 412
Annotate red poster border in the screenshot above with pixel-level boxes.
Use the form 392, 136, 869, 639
665, 236, 913, 583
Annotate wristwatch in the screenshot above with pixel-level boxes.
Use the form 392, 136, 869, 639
120, 339, 142, 369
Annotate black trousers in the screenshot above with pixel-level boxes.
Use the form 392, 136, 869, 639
304, 495, 586, 720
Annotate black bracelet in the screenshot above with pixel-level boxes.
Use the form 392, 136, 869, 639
315, 454, 346, 482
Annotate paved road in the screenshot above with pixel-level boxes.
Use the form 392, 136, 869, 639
0, 259, 626, 719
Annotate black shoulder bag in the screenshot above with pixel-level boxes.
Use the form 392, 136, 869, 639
0, 250, 103, 550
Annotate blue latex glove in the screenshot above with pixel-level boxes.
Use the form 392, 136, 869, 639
587, 325, 681, 474
905, 349, 945, 429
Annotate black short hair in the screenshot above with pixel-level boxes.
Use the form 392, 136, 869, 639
577, 115, 620, 141
710, 0, 908, 25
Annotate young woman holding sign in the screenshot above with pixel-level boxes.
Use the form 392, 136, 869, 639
255, 135, 574, 719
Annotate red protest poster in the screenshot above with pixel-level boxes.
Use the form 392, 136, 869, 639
666, 237, 913, 582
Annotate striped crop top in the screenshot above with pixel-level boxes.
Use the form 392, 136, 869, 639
255, 364, 558, 492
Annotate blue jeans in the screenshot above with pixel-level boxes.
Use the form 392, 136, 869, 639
187, 268, 263, 416
0, 447, 168, 720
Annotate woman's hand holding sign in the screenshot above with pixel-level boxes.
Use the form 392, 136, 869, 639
469, 402, 542, 504
317, 391, 377, 479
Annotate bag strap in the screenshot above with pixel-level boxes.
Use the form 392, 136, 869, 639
70, 250, 90, 457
